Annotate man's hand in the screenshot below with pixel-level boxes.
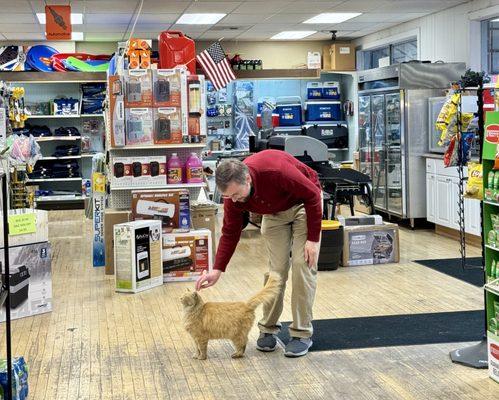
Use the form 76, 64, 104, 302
195, 269, 222, 291
304, 240, 320, 269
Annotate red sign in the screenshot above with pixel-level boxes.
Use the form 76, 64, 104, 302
485, 124, 499, 144
45, 5, 71, 40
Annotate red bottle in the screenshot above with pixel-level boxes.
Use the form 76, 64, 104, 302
158, 31, 196, 74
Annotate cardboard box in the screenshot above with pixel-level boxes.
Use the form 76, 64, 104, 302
337, 215, 383, 226
488, 332, 499, 383
163, 229, 213, 282
108, 75, 125, 147
191, 202, 218, 256
114, 220, 163, 293
131, 189, 190, 233
152, 68, 187, 108
323, 43, 355, 71
153, 107, 185, 144
124, 69, 152, 107
342, 222, 399, 266
0, 209, 48, 248
104, 209, 132, 275
125, 107, 154, 146
0, 242, 52, 322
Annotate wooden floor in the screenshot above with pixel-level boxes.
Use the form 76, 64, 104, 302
1, 210, 498, 399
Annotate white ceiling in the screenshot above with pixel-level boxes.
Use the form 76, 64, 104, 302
0, 0, 470, 42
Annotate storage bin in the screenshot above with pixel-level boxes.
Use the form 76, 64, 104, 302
323, 81, 340, 100
276, 96, 302, 126
306, 101, 342, 121
318, 220, 343, 271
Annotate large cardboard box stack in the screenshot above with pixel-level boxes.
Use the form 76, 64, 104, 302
323, 43, 355, 71
342, 222, 399, 267
190, 201, 218, 256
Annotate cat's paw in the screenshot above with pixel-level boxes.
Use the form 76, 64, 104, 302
198, 354, 207, 360
231, 352, 244, 359
192, 353, 199, 359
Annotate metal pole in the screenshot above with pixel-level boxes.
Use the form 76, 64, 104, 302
2, 174, 12, 400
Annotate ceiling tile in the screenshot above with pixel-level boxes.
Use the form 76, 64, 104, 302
199, 30, 242, 40
288, 1, 345, 13
217, 14, 269, 25
0, 14, 36, 24
2, 32, 45, 41
185, 1, 243, 13
0, 0, 31, 13
30, 0, 85, 13
83, 0, 139, 13
84, 24, 131, 33
263, 13, 317, 24
330, 0, 393, 13
81, 32, 124, 41
232, 1, 291, 14
1, 24, 42, 33
85, 14, 133, 24
140, 1, 191, 13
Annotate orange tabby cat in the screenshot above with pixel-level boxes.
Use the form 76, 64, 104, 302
180, 274, 280, 360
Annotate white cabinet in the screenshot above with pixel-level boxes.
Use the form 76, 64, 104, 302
426, 173, 436, 223
425, 158, 481, 236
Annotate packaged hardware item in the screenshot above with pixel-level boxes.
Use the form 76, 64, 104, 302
162, 229, 213, 282
132, 189, 190, 233
124, 69, 152, 107
464, 162, 483, 199
108, 75, 125, 147
187, 74, 207, 140
114, 220, 163, 293
153, 107, 184, 144
125, 108, 154, 146
152, 68, 187, 107
0, 242, 52, 323
111, 157, 132, 187
131, 156, 167, 186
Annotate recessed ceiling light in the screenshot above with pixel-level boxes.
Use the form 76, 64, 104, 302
271, 31, 316, 40
71, 32, 84, 41
303, 13, 362, 24
177, 13, 226, 25
36, 13, 84, 25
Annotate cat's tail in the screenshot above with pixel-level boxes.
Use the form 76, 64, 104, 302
246, 273, 281, 310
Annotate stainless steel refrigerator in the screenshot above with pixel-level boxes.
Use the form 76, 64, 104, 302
357, 63, 465, 225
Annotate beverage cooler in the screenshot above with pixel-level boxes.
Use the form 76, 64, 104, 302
358, 63, 465, 223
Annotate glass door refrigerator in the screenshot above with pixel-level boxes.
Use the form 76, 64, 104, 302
357, 62, 465, 225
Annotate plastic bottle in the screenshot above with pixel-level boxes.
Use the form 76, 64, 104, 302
489, 171, 495, 189
185, 152, 204, 183
167, 153, 183, 184
491, 260, 497, 281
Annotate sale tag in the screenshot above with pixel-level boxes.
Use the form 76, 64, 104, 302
8, 213, 36, 236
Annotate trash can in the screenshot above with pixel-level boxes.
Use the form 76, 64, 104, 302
318, 220, 343, 271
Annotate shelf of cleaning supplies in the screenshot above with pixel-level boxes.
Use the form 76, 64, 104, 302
109, 143, 206, 151
110, 183, 207, 191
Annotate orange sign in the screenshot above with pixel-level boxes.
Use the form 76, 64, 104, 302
45, 5, 71, 40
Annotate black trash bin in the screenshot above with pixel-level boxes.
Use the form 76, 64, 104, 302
318, 220, 343, 271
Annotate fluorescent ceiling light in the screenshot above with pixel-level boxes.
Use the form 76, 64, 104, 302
492, 18, 499, 22
177, 13, 226, 25
303, 13, 362, 24
71, 32, 84, 41
36, 13, 84, 24
271, 31, 316, 40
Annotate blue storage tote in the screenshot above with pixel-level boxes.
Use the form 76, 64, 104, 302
305, 101, 342, 122
307, 82, 323, 99
323, 81, 340, 100
276, 96, 302, 126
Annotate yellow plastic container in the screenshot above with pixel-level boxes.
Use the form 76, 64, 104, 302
321, 220, 341, 230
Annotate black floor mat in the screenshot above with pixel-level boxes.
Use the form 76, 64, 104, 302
277, 310, 484, 351
413, 257, 484, 287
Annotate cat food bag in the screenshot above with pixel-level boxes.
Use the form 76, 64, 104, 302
464, 162, 483, 199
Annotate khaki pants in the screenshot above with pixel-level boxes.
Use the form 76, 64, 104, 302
258, 203, 319, 339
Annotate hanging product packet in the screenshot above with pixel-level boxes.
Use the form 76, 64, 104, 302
436, 93, 460, 133
494, 141, 499, 170
464, 162, 483, 199
443, 135, 458, 167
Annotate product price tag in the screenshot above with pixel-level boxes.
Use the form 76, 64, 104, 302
8, 213, 36, 236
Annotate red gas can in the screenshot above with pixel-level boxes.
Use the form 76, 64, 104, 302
158, 31, 196, 74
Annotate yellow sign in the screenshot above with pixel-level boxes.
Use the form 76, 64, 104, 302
8, 213, 36, 236
92, 172, 106, 194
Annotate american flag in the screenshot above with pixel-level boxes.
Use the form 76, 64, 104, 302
196, 42, 236, 91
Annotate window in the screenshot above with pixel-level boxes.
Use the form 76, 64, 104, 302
483, 18, 499, 74
358, 38, 417, 70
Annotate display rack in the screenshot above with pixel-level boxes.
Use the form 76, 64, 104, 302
2, 73, 107, 209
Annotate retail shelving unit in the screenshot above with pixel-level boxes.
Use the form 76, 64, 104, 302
0, 72, 107, 209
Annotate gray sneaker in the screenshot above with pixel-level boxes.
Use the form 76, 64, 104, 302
284, 337, 313, 357
256, 333, 278, 352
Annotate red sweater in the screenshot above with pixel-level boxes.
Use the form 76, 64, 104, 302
214, 150, 322, 272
